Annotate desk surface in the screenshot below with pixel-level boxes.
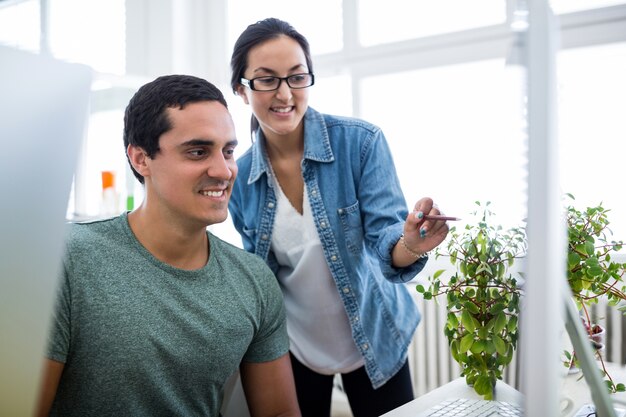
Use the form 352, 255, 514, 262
380, 377, 522, 417
382, 363, 626, 417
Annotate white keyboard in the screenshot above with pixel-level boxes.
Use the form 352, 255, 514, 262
420, 398, 523, 417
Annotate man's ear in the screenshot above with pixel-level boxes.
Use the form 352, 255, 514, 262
127, 144, 150, 178
236, 85, 250, 105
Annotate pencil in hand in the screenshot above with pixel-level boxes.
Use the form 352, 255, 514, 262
423, 215, 461, 221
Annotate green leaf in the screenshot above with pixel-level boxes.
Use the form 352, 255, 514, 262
474, 376, 493, 398
471, 316, 482, 331
478, 327, 488, 340
493, 335, 507, 355
461, 310, 476, 332
587, 266, 603, 277
450, 340, 460, 362
447, 312, 459, 328
470, 339, 486, 354
460, 333, 474, 353
489, 302, 506, 315
493, 312, 507, 334
415, 284, 425, 293
494, 262, 502, 278
465, 301, 480, 315
568, 252, 581, 267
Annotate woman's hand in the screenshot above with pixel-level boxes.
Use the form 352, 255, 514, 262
393, 197, 450, 267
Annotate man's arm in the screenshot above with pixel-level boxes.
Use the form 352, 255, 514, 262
35, 359, 64, 417
240, 353, 301, 417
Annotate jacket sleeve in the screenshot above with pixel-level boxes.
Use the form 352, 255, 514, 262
228, 179, 255, 254
357, 127, 427, 283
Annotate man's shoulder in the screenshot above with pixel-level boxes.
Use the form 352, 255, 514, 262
208, 233, 274, 279
65, 215, 125, 249
209, 233, 263, 263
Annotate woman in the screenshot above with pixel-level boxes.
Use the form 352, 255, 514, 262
229, 17, 449, 417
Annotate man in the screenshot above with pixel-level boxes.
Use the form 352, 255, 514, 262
36, 75, 300, 417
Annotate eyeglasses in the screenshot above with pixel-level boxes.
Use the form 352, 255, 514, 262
240, 73, 315, 92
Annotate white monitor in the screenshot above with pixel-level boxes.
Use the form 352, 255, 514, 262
521, 2, 618, 416
0, 46, 92, 416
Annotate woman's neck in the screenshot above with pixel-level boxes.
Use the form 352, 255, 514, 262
262, 123, 306, 214
263, 122, 305, 160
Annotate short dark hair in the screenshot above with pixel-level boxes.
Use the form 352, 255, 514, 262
123, 74, 228, 184
230, 18, 313, 138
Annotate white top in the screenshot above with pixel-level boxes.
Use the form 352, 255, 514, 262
270, 177, 363, 374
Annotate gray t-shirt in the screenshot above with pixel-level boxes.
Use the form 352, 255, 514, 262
46, 213, 288, 416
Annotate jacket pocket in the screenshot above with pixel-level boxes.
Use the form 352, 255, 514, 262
338, 201, 364, 256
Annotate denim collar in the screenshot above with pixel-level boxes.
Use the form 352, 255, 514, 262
247, 107, 335, 185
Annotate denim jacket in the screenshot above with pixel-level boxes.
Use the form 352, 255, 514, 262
228, 107, 425, 388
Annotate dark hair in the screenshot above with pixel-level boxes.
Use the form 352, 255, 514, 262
123, 74, 228, 184
230, 17, 313, 139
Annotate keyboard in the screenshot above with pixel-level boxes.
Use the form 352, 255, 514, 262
419, 398, 523, 417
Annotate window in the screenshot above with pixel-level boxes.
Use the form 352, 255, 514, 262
224, 1, 626, 247
49, 0, 125, 74
558, 42, 626, 238
2, 1, 625, 244
226, 0, 343, 56
360, 59, 528, 230
358, 0, 505, 46
551, 0, 626, 14
0, 0, 39, 52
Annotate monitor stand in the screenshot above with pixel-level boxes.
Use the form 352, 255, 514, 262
563, 281, 619, 417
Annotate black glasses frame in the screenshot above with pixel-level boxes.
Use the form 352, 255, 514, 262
240, 73, 315, 91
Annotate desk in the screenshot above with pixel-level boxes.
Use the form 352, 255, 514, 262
561, 362, 626, 416
380, 378, 522, 417
382, 363, 626, 417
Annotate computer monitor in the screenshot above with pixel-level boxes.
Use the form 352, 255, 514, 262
0, 45, 92, 416
521, 1, 618, 416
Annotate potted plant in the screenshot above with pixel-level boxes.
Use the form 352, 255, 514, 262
563, 194, 626, 393
416, 202, 527, 400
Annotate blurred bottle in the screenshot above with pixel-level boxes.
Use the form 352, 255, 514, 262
125, 164, 135, 211
100, 170, 120, 216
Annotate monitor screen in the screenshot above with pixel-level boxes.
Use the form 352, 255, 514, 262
0, 46, 92, 416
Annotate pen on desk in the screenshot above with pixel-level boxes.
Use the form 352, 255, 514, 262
423, 215, 462, 221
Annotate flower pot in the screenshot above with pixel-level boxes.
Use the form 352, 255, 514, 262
589, 324, 605, 346
568, 324, 606, 374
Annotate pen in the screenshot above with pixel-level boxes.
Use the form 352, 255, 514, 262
423, 215, 462, 221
